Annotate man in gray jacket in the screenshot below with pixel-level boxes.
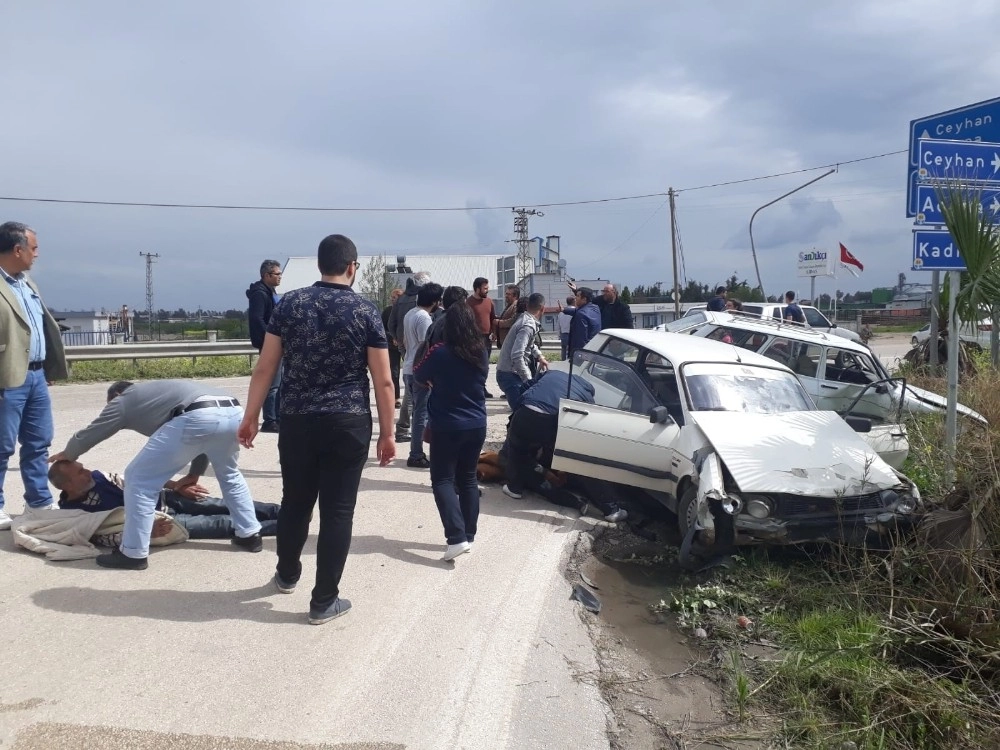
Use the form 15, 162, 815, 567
387, 271, 430, 440
49, 379, 262, 569
495, 293, 548, 410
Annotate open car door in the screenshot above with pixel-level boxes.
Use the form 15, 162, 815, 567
552, 350, 680, 493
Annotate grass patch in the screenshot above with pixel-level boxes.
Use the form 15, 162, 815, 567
65, 356, 255, 383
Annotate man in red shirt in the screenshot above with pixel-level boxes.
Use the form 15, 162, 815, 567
468, 277, 496, 398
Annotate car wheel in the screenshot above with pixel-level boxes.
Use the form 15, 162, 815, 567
677, 484, 734, 552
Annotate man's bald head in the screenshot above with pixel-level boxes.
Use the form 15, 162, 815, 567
602, 284, 617, 303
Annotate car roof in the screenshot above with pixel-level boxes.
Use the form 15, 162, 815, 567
596, 327, 798, 370
672, 311, 871, 353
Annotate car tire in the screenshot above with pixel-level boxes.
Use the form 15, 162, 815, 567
677, 484, 735, 553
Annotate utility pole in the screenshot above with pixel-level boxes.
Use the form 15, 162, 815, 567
139, 251, 160, 340
512, 208, 543, 282
668, 188, 680, 318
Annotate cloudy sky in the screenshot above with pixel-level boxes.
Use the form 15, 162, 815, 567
4, 0, 1000, 312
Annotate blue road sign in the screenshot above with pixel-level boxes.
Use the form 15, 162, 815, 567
912, 229, 967, 271
914, 184, 1000, 224
918, 139, 1000, 185
907, 97, 1000, 216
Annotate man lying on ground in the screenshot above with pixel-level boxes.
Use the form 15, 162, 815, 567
48, 460, 278, 541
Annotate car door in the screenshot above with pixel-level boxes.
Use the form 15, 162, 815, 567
814, 346, 898, 419
553, 350, 681, 493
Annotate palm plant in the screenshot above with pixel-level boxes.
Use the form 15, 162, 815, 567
935, 182, 1000, 366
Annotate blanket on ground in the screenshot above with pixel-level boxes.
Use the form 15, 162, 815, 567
12, 507, 188, 561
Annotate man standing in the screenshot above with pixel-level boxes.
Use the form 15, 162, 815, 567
468, 277, 497, 398
496, 293, 548, 410
403, 283, 443, 468
494, 285, 521, 347
566, 286, 602, 357
0, 222, 67, 530
707, 286, 728, 312
784, 291, 805, 323
49, 380, 263, 569
381, 287, 404, 407
389, 271, 431, 441
246, 260, 282, 433
238, 234, 396, 626
595, 284, 634, 329
558, 295, 575, 360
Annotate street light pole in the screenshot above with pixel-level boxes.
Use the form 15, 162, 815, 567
749, 168, 836, 300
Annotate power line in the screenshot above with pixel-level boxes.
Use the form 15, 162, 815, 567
0, 148, 907, 213
572, 198, 669, 271
675, 149, 906, 193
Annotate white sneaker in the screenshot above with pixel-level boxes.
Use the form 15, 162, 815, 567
502, 485, 523, 500
0, 509, 11, 530
442, 541, 471, 561
25, 503, 55, 513
604, 509, 629, 523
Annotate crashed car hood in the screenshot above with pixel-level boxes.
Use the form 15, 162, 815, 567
689, 410, 900, 496
903, 383, 987, 425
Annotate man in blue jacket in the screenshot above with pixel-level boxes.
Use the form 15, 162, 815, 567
246, 260, 282, 433
501, 371, 627, 522
566, 286, 602, 358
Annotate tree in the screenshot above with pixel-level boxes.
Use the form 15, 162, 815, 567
620, 286, 632, 305
358, 255, 392, 310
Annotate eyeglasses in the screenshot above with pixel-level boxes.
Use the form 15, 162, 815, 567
354, 260, 362, 269
269, 271, 282, 277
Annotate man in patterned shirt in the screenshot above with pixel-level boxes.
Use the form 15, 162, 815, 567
238, 234, 396, 626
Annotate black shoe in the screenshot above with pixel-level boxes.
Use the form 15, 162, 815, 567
406, 456, 430, 468
395, 432, 411, 442
484, 390, 494, 399
274, 572, 297, 594
309, 597, 352, 625
232, 532, 263, 553
96, 548, 148, 570
260, 420, 279, 433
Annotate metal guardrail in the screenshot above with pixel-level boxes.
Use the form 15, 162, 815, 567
64, 340, 258, 363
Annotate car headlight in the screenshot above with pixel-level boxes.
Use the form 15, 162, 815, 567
722, 493, 743, 515
881, 489, 916, 515
744, 494, 773, 519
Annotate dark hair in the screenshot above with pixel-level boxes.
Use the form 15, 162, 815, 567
576, 287, 594, 303
317, 234, 358, 276
259, 259, 280, 278
472, 277, 489, 291
444, 303, 487, 370
505, 285, 521, 298
728, 299, 743, 311
442, 285, 468, 309
785, 290, 796, 302
565, 296, 575, 306
0, 221, 33, 254
715, 285, 727, 295
527, 293, 545, 312
417, 282, 444, 307
107, 380, 134, 401
516, 298, 527, 314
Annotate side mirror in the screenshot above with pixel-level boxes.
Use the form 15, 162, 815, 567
845, 415, 872, 433
650, 405, 672, 424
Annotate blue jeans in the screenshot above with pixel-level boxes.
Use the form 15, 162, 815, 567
262, 361, 282, 424
430, 426, 487, 545
120, 404, 262, 558
404, 374, 430, 460
0, 369, 54, 510
162, 493, 279, 538
496, 370, 528, 411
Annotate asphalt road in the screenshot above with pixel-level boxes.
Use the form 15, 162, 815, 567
0, 376, 610, 750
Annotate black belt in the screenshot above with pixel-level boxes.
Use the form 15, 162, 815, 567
28, 361, 44, 371
182, 398, 240, 413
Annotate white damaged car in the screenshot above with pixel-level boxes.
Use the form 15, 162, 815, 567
551, 330, 921, 552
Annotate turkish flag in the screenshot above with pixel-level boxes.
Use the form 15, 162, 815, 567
840, 243, 864, 275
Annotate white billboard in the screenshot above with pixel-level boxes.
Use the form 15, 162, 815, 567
797, 249, 833, 278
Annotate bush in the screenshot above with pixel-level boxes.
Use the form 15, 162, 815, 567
64, 356, 254, 383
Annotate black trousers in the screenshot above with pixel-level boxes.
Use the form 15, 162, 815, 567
389, 345, 401, 399
506, 407, 558, 494
277, 413, 372, 609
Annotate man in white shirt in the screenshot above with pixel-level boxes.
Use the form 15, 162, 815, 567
401, 283, 443, 468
